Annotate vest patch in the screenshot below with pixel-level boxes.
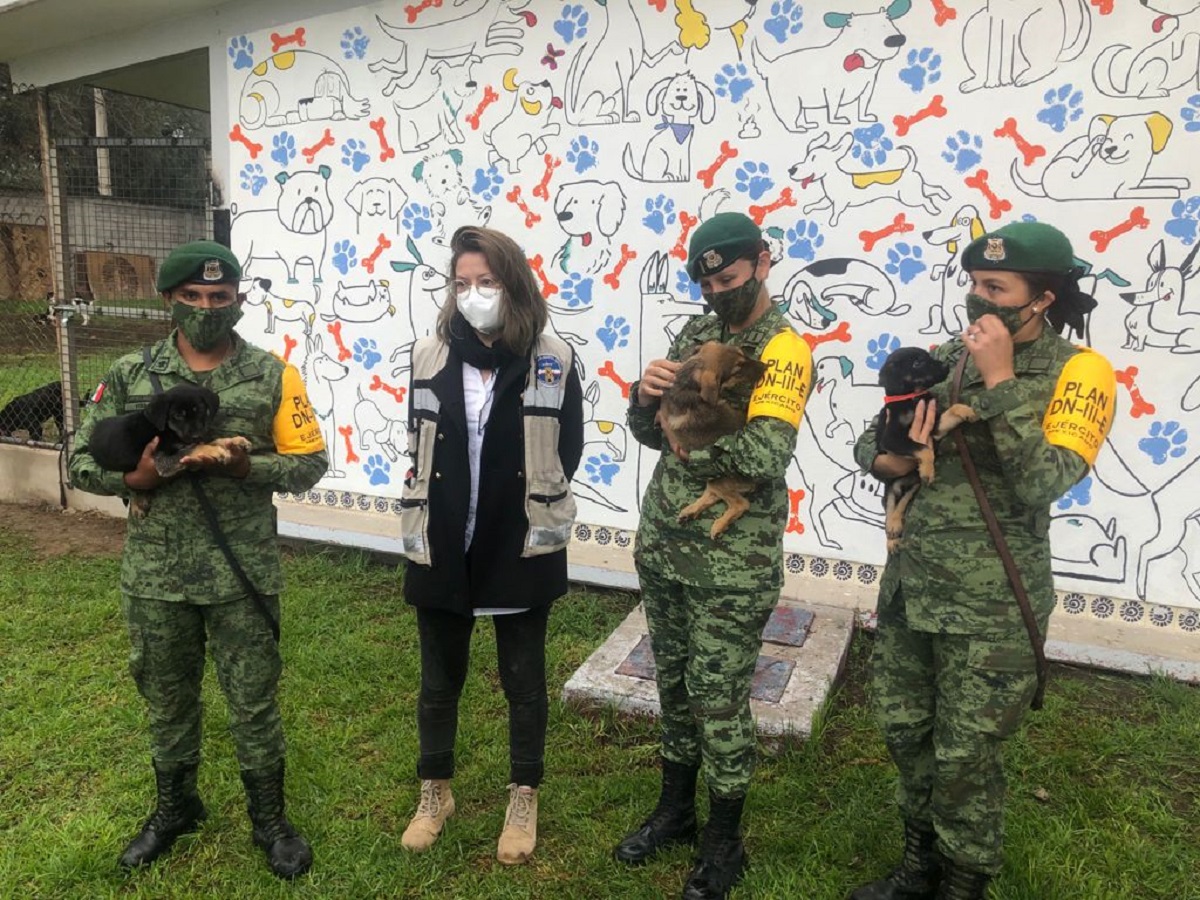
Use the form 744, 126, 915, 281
1042, 349, 1115, 466
90, 381, 106, 404
747, 329, 812, 429
273, 363, 326, 454
536, 354, 564, 386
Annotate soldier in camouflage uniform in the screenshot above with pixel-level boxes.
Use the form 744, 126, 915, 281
849, 223, 1115, 900
68, 241, 327, 879
616, 213, 812, 900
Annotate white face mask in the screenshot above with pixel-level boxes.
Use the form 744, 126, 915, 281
457, 286, 503, 334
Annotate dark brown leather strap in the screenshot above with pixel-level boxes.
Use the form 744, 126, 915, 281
950, 352, 1048, 710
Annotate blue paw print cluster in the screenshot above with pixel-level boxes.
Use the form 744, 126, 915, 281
1056, 475, 1093, 511
786, 219, 825, 261
1037, 84, 1084, 133
353, 337, 382, 370
341, 138, 370, 173
597, 315, 631, 351
341, 26, 369, 60
1182, 94, 1200, 133
898, 47, 941, 93
332, 240, 358, 275
554, 4, 589, 44
1166, 196, 1200, 246
851, 123, 893, 168
228, 36, 255, 70
735, 161, 774, 201
363, 454, 391, 486
676, 269, 702, 302
866, 333, 902, 371
941, 130, 983, 173
566, 135, 599, 174
643, 195, 677, 235
239, 163, 268, 196
764, 0, 803, 43
714, 63, 754, 104
885, 243, 927, 284
585, 452, 620, 486
472, 166, 505, 201
1139, 420, 1189, 465
560, 273, 594, 308
271, 132, 296, 167
403, 203, 433, 239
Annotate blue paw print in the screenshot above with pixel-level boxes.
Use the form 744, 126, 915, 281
1021, 213, 1038, 223
332, 240, 358, 275
364, 454, 391, 486
341, 138, 370, 173
714, 63, 754, 105
676, 269, 703, 302
898, 47, 941, 93
735, 161, 775, 201
353, 337, 382, 370
941, 130, 983, 173
1139, 420, 1189, 465
239, 163, 268, 196
560, 273, 594, 308
566, 135, 599, 174
585, 452, 620, 486
596, 315, 631, 351
786, 219, 825, 261
1056, 475, 1093, 511
851, 123, 894, 168
1166, 196, 1200, 246
271, 132, 296, 167
402, 203, 433, 239
471, 165, 505, 201
885, 242, 927, 285
764, 0, 804, 43
1182, 94, 1200, 133
866, 333, 902, 371
554, 4, 589, 44
341, 26, 370, 60
1037, 84, 1084, 133
228, 36, 255, 70
643, 195, 677, 235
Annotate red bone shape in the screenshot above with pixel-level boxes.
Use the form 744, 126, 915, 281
859, 212, 914, 252
598, 360, 632, 399
270, 27, 306, 53
362, 233, 393, 275
786, 488, 806, 535
671, 211, 700, 261
527, 254, 558, 298
229, 124, 263, 160
281, 333, 298, 363
506, 186, 541, 227
369, 374, 406, 404
648, 0, 667, 11
1090, 0, 1113, 15
533, 153, 563, 201
338, 425, 360, 465
369, 117, 395, 162
931, 0, 957, 26
1115, 366, 1155, 418
993, 118, 1046, 167
326, 321, 352, 362
800, 320, 852, 352
405, 0, 443, 24
466, 86, 500, 131
893, 94, 947, 137
603, 244, 638, 290
964, 169, 1012, 219
302, 128, 334, 165
1091, 206, 1149, 253
698, 140, 738, 190
748, 187, 797, 225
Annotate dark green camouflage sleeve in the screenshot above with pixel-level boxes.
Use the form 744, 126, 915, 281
854, 412, 884, 474
627, 380, 664, 450
68, 364, 134, 498
685, 416, 799, 482
242, 449, 327, 493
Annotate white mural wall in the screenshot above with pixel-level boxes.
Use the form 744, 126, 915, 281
222, 0, 1200, 614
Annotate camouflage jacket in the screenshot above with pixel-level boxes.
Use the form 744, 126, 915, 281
630, 306, 812, 590
69, 331, 328, 604
854, 328, 1115, 635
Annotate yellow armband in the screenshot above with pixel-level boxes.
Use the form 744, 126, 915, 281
747, 330, 812, 428
1042, 349, 1115, 466
273, 363, 326, 454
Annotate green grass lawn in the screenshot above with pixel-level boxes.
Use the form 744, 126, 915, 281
1, 514, 1197, 899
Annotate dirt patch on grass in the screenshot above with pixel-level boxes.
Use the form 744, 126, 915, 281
0, 501, 125, 559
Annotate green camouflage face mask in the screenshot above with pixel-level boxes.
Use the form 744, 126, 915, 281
965, 292, 1035, 336
704, 277, 761, 327
172, 302, 243, 351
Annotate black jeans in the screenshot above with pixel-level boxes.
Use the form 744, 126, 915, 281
415, 605, 549, 787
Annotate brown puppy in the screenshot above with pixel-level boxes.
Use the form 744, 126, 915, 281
659, 341, 768, 539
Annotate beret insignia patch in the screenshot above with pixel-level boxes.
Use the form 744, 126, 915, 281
983, 238, 1006, 262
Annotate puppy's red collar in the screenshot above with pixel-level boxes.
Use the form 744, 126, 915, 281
883, 389, 931, 404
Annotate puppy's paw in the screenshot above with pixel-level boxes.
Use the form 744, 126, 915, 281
214, 436, 253, 453
886, 536, 902, 554
676, 507, 700, 524
130, 493, 151, 519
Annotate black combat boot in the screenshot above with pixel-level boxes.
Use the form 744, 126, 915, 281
935, 861, 991, 900
118, 759, 207, 868
681, 792, 747, 900
848, 820, 941, 899
240, 761, 313, 879
614, 759, 699, 865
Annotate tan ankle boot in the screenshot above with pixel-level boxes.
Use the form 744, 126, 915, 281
401, 779, 455, 852
496, 784, 538, 865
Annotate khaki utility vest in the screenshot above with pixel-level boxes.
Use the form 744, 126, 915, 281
399, 334, 577, 566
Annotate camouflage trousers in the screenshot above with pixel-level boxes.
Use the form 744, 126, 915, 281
122, 594, 285, 771
638, 566, 777, 799
872, 588, 1040, 875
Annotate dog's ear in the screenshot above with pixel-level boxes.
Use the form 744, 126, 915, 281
276, 171, 291, 186
412, 159, 426, 182
503, 67, 520, 92
386, 179, 407, 217
318, 164, 331, 181
1148, 239, 1166, 272
448, 148, 463, 167
696, 367, 721, 406
1089, 114, 1114, 142
696, 79, 717, 125
345, 180, 365, 214
645, 75, 673, 116
145, 395, 170, 431
432, 59, 447, 75
839, 356, 854, 379
597, 182, 626, 237
1144, 112, 1172, 154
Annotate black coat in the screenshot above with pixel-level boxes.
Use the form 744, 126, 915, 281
402, 344, 584, 616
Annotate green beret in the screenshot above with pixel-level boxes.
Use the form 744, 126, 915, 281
156, 240, 242, 293
686, 212, 764, 280
961, 221, 1074, 274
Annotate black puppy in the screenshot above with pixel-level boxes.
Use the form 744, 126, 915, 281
0, 382, 65, 442
875, 347, 977, 552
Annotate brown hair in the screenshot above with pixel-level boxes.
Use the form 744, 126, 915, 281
437, 226, 547, 355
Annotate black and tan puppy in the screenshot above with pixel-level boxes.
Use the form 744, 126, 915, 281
0, 381, 65, 442
659, 341, 768, 539
875, 347, 977, 552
